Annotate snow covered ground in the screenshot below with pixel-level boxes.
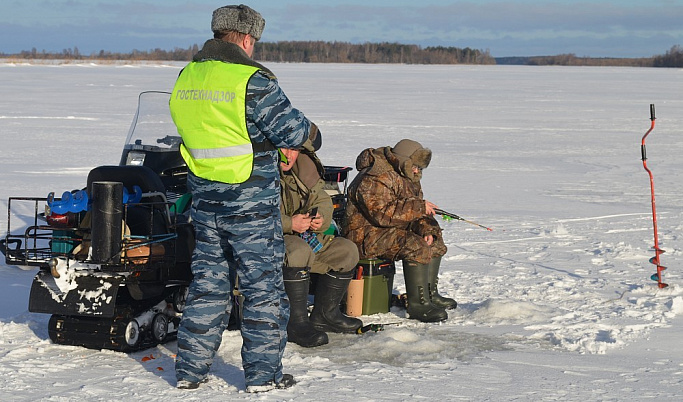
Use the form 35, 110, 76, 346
1, 61, 683, 401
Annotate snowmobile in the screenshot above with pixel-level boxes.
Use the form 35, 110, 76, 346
0, 91, 194, 352
0, 90, 360, 352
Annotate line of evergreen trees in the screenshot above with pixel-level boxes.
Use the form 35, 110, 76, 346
254, 41, 494, 64
497, 46, 683, 67
3, 42, 683, 67
8, 45, 200, 62
652, 45, 683, 67
498, 54, 654, 67
3, 41, 495, 65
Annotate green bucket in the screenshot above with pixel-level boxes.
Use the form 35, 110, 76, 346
356, 259, 395, 315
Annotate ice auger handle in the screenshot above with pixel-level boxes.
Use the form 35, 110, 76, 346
641, 104, 656, 161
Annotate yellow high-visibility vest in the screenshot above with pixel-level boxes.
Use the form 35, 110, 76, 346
170, 61, 260, 184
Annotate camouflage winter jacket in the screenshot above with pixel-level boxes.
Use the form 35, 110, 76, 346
343, 146, 445, 261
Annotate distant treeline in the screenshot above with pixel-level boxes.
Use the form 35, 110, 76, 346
4, 45, 201, 62
254, 41, 495, 64
496, 45, 683, 67
3, 42, 683, 67
495, 55, 654, 67
0, 41, 492, 65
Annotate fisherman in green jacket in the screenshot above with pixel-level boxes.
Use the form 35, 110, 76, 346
279, 141, 362, 347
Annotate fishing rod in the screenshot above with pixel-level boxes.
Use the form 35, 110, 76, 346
434, 208, 493, 231
640, 104, 668, 289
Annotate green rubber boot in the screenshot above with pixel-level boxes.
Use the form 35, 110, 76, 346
402, 260, 448, 322
427, 257, 458, 310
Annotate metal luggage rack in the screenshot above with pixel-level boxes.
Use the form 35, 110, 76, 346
2, 197, 63, 267
2, 196, 179, 271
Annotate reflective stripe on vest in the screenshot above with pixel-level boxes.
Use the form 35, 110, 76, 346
170, 61, 260, 184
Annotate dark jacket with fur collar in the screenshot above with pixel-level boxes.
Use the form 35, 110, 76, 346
193, 39, 274, 77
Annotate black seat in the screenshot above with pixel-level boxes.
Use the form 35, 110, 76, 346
87, 165, 167, 196
322, 166, 353, 226
87, 165, 170, 235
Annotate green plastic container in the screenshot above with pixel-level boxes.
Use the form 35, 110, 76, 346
357, 259, 395, 315
51, 230, 78, 255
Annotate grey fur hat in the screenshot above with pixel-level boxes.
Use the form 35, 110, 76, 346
211, 4, 265, 41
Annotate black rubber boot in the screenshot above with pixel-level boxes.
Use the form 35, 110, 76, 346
309, 271, 363, 333
246, 374, 296, 393
427, 257, 458, 310
402, 260, 448, 322
283, 267, 328, 347
276, 373, 297, 389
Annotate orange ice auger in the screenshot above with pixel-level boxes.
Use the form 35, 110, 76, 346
640, 104, 668, 288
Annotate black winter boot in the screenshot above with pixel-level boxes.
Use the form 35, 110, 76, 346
283, 267, 328, 347
427, 257, 458, 310
402, 260, 448, 322
246, 374, 296, 393
309, 271, 363, 333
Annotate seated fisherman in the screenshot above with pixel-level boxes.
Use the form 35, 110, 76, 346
343, 139, 458, 323
279, 140, 362, 347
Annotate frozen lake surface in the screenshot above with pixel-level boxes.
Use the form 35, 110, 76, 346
1, 61, 683, 400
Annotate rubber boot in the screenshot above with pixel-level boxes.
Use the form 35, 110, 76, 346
402, 260, 448, 322
283, 267, 329, 347
427, 257, 458, 310
309, 271, 363, 333
246, 373, 296, 393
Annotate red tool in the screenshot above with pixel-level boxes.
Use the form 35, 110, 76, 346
640, 104, 668, 288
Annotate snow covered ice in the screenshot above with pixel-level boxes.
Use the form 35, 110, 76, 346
1, 61, 683, 400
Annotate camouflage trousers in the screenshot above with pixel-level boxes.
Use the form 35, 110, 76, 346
284, 234, 359, 274
361, 227, 447, 264
175, 206, 289, 388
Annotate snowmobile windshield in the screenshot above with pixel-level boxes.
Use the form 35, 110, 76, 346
120, 91, 188, 195
123, 91, 181, 154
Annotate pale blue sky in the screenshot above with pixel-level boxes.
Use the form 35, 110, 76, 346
1, 0, 682, 58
